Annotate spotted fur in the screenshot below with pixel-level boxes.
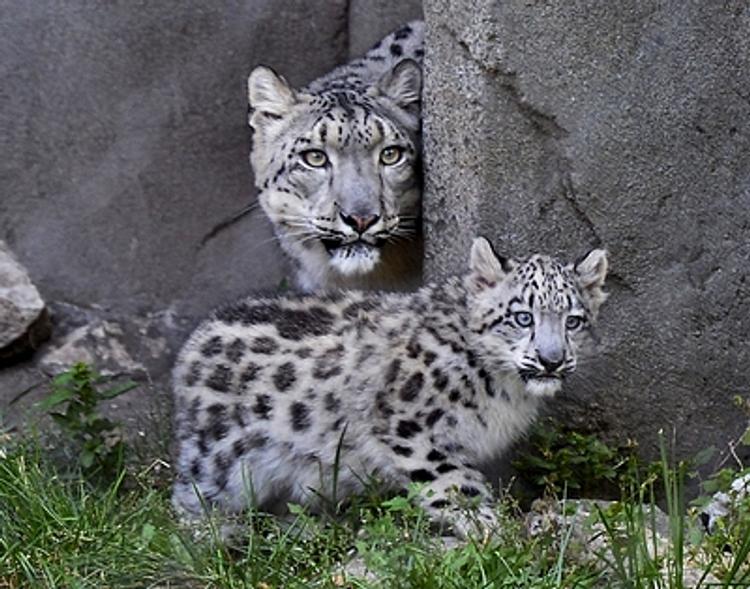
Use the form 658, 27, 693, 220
248, 22, 424, 292
172, 238, 608, 538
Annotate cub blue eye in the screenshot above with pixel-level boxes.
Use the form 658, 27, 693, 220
514, 312, 533, 328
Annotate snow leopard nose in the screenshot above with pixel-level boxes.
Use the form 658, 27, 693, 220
340, 212, 379, 234
537, 352, 564, 373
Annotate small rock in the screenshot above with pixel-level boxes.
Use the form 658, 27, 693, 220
39, 319, 145, 376
0, 241, 51, 364
338, 555, 378, 584
524, 497, 720, 587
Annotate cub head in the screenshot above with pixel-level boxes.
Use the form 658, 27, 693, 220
465, 237, 608, 397
247, 60, 422, 288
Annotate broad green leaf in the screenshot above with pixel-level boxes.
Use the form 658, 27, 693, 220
741, 426, 750, 447
38, 388, 75, 410
287, 503, 306, 515
52, 371, 75, 387
381, 495, 411, 512
692, 446, 716, 466
520, 455, 557, 470
80, 449, 95, 468
140, 522, 156, 545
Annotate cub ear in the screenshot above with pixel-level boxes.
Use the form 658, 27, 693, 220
375, 59, 422, 111
467, 237, 513, 292
574, 248, 609, 310
247, 65, 297, 124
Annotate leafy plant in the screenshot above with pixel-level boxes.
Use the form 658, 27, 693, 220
688, 394, 750, 584
39, 362, 137, 480
701, 395, 750, 492
595, 432, 750, 589
514, 418, 637, 498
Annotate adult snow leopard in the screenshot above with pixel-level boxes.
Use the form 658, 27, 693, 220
247, 22, 423, 292
172, 237, 609, 538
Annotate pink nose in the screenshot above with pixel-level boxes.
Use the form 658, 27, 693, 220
340, 213, 379, 233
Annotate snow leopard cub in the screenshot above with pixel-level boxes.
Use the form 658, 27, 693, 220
172, 237, 608, 537
247, 22, 424, 292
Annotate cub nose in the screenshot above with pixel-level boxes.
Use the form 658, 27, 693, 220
340, 212, 379, 234
537, 352, 564, 373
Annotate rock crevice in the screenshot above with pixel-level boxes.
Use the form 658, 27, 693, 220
423, 1, 750, 470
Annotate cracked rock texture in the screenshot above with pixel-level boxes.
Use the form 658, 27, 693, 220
423, 2, 750, 465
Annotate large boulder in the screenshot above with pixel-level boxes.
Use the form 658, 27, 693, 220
423, 2, 750, 467
0, 241, 51, 364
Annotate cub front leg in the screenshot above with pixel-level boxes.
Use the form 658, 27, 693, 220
418, 466, 499, 540
381, 436, 498, 539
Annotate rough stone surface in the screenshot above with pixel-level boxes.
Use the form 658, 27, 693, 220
0, 301, 192, 437
39, 318, 159, 378
0, 2, 421, 435
0, 241, 51, 364
1, 1, 419, 320
423, 1, 750, 468
525, 498, 721, 587
348, 0, 423, 58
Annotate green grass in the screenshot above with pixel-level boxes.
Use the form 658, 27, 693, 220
0, 434, 748, 589
0, 436, 600, 588
0, 441, 176, 587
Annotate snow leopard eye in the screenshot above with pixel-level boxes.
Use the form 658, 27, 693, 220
380, 146, 403, 166
301, 149, 328, 168
514, 311, 533, 328
565, 315, 585, 330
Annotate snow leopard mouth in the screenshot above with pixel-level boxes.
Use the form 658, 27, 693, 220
519, 371, 564, 397
326, 241, 383, 276
321, 238, 387, 255
518, 370, 563, 384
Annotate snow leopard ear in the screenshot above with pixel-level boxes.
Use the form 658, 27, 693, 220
248, 65, 297, 125
467, 237, 514, 293
375, 59, 422, 111
573, 249, 609, 313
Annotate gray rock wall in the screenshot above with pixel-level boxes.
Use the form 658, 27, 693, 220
4, 0, 748, 473
423, 1, 750, 464
1, 0, 421, 320
0, 1, 421, 428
